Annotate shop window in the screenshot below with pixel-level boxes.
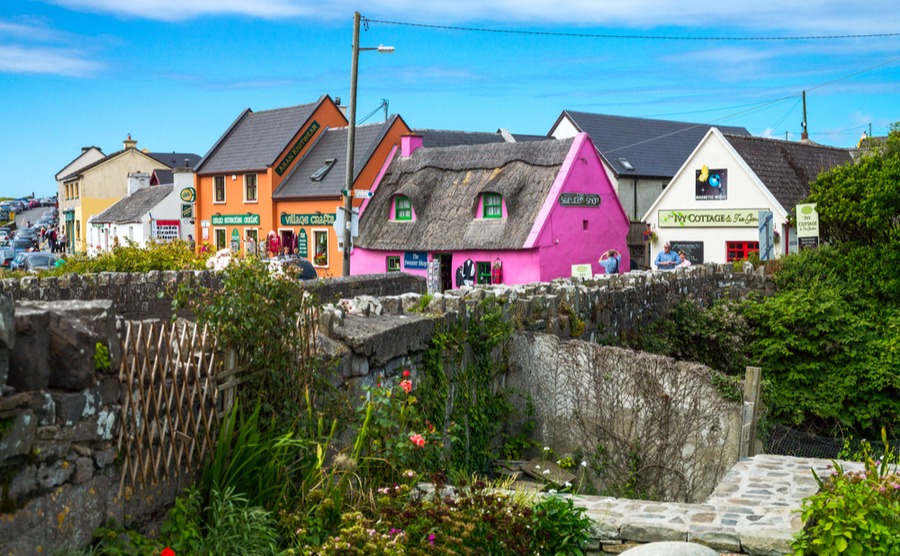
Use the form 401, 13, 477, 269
387, 256, 401, 272
477, 261, 491, 284
726, 241, 759, 262
395, 196, 412, 221
245, 229, 258, 256
214, 176, 226, 203
313, 230, 328, 266
244, 174, 257, 202
483, 193, 502, 218
215, 228, 226, 250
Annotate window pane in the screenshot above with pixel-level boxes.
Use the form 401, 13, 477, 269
395, 196, 411, 220
484, 193, 502, 218
245, 174, 257, 201
214, 176, 225, 202
387, 256, 400, 272
476, 262, 491, 284
314, 231, 328, 265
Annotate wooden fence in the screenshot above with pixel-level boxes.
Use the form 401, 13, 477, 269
116, 320, 225, 496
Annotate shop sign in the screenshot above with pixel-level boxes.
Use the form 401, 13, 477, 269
795, 203, 819, 238
695, 166, 728, 200
658, 209, 764, 228
571, 264, 592, 279
230, 229, 241, 253
281, 212, 335, 226
275, 121, 321, 176
297, 229, 308, 258
153, 219, 180, 241
180, 187, 196, 203
181, 204, 193, 218
559, 193, 601, 207
211, 213, 260, 226
403, 251, 429, 270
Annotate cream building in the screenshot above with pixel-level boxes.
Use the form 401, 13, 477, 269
57, 135, 199, 253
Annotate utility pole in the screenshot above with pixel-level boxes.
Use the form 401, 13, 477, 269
800, 91, 809, 141
342, 12, 361, 277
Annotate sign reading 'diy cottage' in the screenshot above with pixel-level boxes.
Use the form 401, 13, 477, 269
659, 209, 765, 228
275, 121, 321, 176
559, 193, 601, 207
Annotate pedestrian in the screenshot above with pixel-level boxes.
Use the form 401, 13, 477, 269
654, 242, 680, 271
677, 250, 692, 268
187, 234, 195, 251
599, 249, 622, 274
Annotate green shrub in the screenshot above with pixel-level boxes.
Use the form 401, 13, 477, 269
46, 239, 205, 275
793, 430, 900, 554
530, 495, 593, 556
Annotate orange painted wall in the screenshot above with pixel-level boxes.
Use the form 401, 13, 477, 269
193, 100, 347, 253
274, 116, 412, 278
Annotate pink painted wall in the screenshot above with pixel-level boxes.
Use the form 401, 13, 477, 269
350, 133, 631, 284
526, 133, 630, 279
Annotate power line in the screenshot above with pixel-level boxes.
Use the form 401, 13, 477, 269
365, 17, 900, 42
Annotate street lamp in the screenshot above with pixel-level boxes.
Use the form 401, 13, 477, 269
343, 11, 394, 277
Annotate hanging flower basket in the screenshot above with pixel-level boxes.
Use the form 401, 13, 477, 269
643, 230, 658, 245
773, 230, 781, 244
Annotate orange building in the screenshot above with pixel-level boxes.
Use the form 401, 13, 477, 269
272, 114, 411, 277
193, 95, 346, 257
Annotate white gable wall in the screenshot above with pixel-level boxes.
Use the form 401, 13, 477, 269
644, 129, 787, 265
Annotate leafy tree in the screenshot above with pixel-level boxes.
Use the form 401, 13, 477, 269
807, 123, 900, 246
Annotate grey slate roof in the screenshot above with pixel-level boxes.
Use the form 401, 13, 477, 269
355, 138, 574, 251
92, 185, 174, 224
414, 129, 547, 148
724, 133, 852, 211
556, 111, 751, 178
196, 96, 336, 174
148, 153, 201, 169
274, 116, 400, 199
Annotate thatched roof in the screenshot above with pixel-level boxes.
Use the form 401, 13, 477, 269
355, 137, 574, 251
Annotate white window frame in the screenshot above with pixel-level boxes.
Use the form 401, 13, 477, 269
214, 227, 227, 251
312, 227, 329, 267
213, 176, 226, 204
244, 173, 258, 203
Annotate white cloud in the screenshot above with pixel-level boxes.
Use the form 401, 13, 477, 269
0, 45, 102, 76
35, 0, 900, 35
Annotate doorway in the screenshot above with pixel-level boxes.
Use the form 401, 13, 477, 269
437, 253, 453, 292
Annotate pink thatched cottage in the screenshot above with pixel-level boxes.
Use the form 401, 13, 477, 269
349, 133, 630, 291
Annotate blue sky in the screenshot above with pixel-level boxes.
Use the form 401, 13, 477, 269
2, 0, 898, 198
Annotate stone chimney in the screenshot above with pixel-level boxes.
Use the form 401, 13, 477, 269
401, 134, 423, 158
123, 134, 137, 150
127, 171, 150, 195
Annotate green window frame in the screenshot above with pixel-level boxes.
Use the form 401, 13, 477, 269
387, 256, 401, 272
483, 193, 502, 218
477, 261, 491, 284
395, 196, 412, 221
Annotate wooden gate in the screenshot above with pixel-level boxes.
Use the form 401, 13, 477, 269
116, 320, 224, 496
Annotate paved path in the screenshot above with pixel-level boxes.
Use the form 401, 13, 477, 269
575, 454, 864, 556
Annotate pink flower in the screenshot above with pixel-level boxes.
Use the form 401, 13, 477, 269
400, 379, 412, 394
409, 433, 425, 448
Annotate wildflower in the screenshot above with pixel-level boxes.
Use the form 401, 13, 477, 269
400, 379, 413, 394
548, 489, 557, 494
543, 446, 551, 452
542, 469, 550, 475
410, 433, 425, 447
581, 460, 587, 467
428, 533, 436, 545
564, 481, 572, 488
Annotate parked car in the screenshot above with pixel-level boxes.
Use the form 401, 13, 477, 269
10, 238, 35, 253
0, 230, 10, 246
266, 256, 319, 280
0, 247, 15, 268
13, 252, 59, 273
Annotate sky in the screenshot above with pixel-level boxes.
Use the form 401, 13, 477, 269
2, 0, 898, 198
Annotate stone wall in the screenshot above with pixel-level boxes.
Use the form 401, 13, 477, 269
0, 300, 191, 554
0, 271, 426, 320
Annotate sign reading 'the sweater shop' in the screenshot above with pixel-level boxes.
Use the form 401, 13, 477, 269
558, 193, 601, 207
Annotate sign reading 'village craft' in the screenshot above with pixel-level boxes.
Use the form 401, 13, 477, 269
658, 209, 765, 228
558, 193, 601, 207
275, 121, 321, 176
211, 213, 260, 226
281, 213, 336, 226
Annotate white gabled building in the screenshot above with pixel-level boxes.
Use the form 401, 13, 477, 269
643, 128, 852, 265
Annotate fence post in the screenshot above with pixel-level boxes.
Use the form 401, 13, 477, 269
740, 366, 762, 458
223, 348, 238, 417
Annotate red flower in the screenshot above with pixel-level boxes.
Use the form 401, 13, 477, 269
409, 433, 425, 448
399, 379, 412, 394
161, 548, 176, 556
402, 369, 410, 378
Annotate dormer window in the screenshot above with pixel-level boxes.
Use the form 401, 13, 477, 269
394, 195, 412, 221
310, 158, 337, 181
483, 193, 502, 219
